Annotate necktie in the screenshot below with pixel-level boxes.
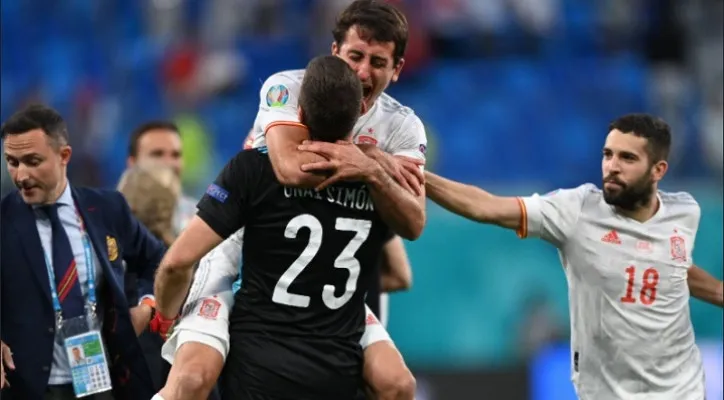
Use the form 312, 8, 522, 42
41, 204, 85, 319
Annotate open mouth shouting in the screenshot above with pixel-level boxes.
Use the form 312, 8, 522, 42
361, 85, 373, 113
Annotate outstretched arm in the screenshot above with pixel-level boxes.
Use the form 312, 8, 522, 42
425, 171, 590, 247
425, 171, 522, 230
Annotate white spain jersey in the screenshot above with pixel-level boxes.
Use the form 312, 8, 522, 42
519, 184, 705, 400
251, 69, 428, 163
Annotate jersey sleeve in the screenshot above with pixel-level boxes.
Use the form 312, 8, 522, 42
196, 152, 256, 239
254, 72, 302, 136
384, 114, 428, 163
517, 183, 594, 247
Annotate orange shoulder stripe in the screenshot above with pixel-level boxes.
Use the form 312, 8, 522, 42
264, 121, 307, 135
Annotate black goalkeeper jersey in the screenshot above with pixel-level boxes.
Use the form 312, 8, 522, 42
196, 147, 390, 399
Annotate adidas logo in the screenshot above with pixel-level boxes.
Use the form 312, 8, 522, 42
601, 230, 622, 244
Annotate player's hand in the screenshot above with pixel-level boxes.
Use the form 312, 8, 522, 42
373, 152, 424, 196
1, 341, 15, 389
358, 145, 422, 195
299, 140, 381, 191
149, 312, 177, 341
394, 155, 425, 194
129, 304, 154, 336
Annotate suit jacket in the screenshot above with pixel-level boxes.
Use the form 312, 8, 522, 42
0, 186, 166, 399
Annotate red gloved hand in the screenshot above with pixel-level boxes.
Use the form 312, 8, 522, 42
149, 311, 177, 341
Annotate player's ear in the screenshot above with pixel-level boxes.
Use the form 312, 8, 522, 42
651, 160, 668, 182
331, 41, 339, 56
391, 58, 405, 83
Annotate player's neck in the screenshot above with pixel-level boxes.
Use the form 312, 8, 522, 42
616, 194, 660, 223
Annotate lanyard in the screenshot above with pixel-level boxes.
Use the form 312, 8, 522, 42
42, 203, 97, 327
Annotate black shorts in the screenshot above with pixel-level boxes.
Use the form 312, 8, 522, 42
221, 332, 364, 400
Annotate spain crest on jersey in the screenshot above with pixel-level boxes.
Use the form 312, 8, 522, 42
198, 297, 222, 320
670, 234, 687, 262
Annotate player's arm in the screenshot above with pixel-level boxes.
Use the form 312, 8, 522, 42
154, 216, 223, 318
268, 124, 425, 193
362, 114, 429, 240
687, 264, 724, 307
155, 152, 253, 318
253, 74, 330, 188
366, 164, 426, 240
298, 138, 425, 239
426, 171, 589, 246
266, 122, 333, 188
365, 113, 428, 196
181, 230, 244, 312
425, 171, 522, 229
379, 235, 412, 292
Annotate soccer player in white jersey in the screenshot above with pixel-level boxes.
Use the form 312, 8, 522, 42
424, 114, 723, 400
153, 2, 425, 399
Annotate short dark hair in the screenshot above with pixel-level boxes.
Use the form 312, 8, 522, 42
299, 55, 363, 143
608, 114, 672, 162
128, 120, 180, 157
333, 0, 409, 66
1, 104, 68, 147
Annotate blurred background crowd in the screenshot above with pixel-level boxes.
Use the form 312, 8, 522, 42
1, 0, 722, 399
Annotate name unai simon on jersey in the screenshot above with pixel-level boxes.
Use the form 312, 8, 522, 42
283, 186, 375, 212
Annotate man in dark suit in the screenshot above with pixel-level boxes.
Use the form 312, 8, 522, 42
0, 104, 166, 400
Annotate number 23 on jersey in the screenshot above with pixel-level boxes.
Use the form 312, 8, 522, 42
273, 214, 371, 310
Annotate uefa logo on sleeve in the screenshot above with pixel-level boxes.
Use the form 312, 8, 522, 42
266, 85, 289, 107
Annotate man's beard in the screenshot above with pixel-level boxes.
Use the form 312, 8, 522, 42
602, 173, 655, 211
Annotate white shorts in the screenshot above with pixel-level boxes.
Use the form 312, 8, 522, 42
161, 231, 393, 364
163, 296, 392, 364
